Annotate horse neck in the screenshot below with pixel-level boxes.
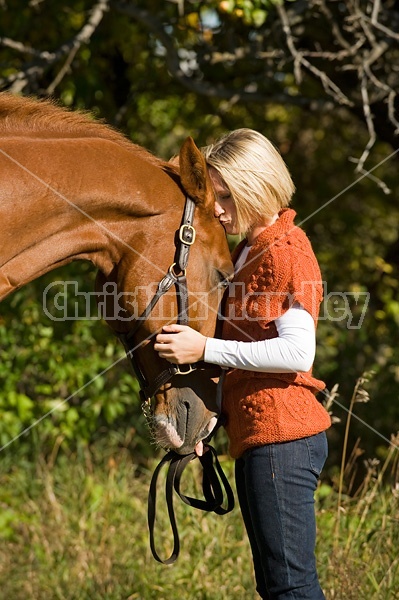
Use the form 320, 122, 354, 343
1, 211, 115, 301
0, 136, 173, 301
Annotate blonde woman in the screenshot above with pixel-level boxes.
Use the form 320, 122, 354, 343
155, 129, 331, 599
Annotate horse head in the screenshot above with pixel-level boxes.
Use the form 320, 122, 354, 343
98, 137, 233, 454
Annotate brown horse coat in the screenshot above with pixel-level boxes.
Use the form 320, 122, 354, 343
0, 93, 233, 453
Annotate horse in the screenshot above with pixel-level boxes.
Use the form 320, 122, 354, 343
0, 93, 233, 455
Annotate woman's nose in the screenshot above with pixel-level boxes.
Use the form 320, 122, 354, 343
214, 201, 225, 218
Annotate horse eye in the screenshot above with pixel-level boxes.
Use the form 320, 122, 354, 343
217, 271, 233, 288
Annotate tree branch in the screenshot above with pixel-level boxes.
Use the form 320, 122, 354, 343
112, 1, 328, 108
276, 2, 353, 107
0, 0, 110, 94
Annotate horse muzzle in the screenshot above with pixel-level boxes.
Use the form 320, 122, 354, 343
153, 407, 219, 455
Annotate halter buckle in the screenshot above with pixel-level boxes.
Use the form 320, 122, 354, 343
174, 363, 196, 375
179, 224, 196, 245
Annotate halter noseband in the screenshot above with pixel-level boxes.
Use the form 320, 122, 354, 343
117, 196, 206, 410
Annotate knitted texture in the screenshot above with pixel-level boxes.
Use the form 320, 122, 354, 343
222, 208, 331, 458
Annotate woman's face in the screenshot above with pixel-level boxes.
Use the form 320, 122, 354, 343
209, 167, 239, 236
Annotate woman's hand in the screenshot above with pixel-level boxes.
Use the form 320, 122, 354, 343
154, 324, 207, 364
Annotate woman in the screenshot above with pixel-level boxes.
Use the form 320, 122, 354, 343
154, 129, 331, 600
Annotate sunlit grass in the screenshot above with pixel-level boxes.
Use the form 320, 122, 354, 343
0, 427, 398, 598
0, 447, 255, 600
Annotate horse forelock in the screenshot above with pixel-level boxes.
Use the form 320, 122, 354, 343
0, 92, 174, 171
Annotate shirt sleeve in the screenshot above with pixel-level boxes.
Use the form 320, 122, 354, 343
203, 304, 316, 373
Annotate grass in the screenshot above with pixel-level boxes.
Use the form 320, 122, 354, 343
1, 398, 399, 599
317, 454, 399, 600
0, 445, 254, 600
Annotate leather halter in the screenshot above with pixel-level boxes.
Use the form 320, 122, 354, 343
116, 197, 234, 565
117, 196, 205, 408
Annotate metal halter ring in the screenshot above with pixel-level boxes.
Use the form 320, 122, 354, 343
168, 262, 186, 277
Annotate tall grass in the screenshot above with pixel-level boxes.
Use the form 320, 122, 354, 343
0, 446, 254, 600
318, 374, 399, 600
0, 380, 398, 599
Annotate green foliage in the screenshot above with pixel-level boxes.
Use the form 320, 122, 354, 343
0, 262, 147, 456
217, 0, 280, 27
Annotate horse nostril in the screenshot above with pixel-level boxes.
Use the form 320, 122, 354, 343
183, 401, 191, 431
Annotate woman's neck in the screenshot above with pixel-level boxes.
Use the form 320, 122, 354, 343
246, 213, 279, 245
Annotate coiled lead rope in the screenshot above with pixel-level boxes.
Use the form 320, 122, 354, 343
148, 445, 235, 564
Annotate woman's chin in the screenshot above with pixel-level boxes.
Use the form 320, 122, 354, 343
224, 224, 238, 236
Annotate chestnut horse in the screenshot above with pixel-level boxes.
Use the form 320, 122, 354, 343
0, 93, 233, 454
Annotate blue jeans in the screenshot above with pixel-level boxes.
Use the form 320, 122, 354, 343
235, 432, 328, 600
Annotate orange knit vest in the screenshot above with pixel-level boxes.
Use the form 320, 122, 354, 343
221, 208, 331, 458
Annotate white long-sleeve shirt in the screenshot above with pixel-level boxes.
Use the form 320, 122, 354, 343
204, 304, 315, 373
204, 242, 315, 374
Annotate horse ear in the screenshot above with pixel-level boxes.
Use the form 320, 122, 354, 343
179, 136, 209, 206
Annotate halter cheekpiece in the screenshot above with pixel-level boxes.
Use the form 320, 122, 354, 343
117, 196, 207, 411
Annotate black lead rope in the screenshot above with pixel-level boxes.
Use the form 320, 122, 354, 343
148, 445, 235, 564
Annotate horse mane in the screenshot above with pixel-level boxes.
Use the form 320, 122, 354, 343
0, 93, 177, 172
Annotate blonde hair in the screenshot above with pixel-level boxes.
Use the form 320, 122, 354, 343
202, 128, 295, 235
